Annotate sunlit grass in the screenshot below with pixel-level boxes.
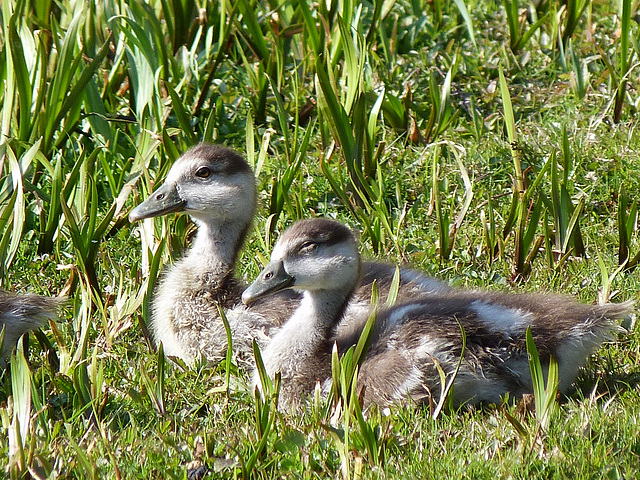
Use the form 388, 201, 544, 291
0, 0, 639, 477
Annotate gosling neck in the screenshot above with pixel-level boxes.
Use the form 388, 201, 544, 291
271, 287, 352, 354
184, 216, 249, 277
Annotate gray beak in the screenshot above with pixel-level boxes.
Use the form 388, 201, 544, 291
242, 260, 295, 305
129, 182, 186, 222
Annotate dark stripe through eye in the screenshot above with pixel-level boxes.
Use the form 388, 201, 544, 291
283, 218, 354, 251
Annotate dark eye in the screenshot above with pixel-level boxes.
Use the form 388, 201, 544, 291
299, 241, 316, 254
195, 166, 211, 179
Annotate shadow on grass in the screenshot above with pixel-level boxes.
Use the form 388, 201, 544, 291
571, 363, 640, 403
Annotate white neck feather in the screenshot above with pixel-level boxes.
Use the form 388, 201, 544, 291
185, 218, 246, 271
258, 289, 348, 383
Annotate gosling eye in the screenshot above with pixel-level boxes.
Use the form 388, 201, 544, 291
195, 166, 211, 179
298, 241, 317, 254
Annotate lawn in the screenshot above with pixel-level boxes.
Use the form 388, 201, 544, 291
1, 0, 639, 478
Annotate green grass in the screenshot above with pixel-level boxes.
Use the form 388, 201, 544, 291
1, 0, 640, 477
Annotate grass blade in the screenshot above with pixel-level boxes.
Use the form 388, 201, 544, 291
9, 340, 32, 470
2, 146, 26, 272
452, 0, 477, 50
498, 67, 522, 191
526, 326, 558, 432
386, 266, 400, 307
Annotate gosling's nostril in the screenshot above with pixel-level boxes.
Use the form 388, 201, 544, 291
264, 272, 273, 280
156, 193, 165, 200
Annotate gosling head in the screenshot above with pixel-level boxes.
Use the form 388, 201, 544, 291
129, 144, 256, 226
242, 218, 360, 305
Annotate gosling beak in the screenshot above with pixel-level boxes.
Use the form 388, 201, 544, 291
242, 260, 295, 305
128, 182, 186, 222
